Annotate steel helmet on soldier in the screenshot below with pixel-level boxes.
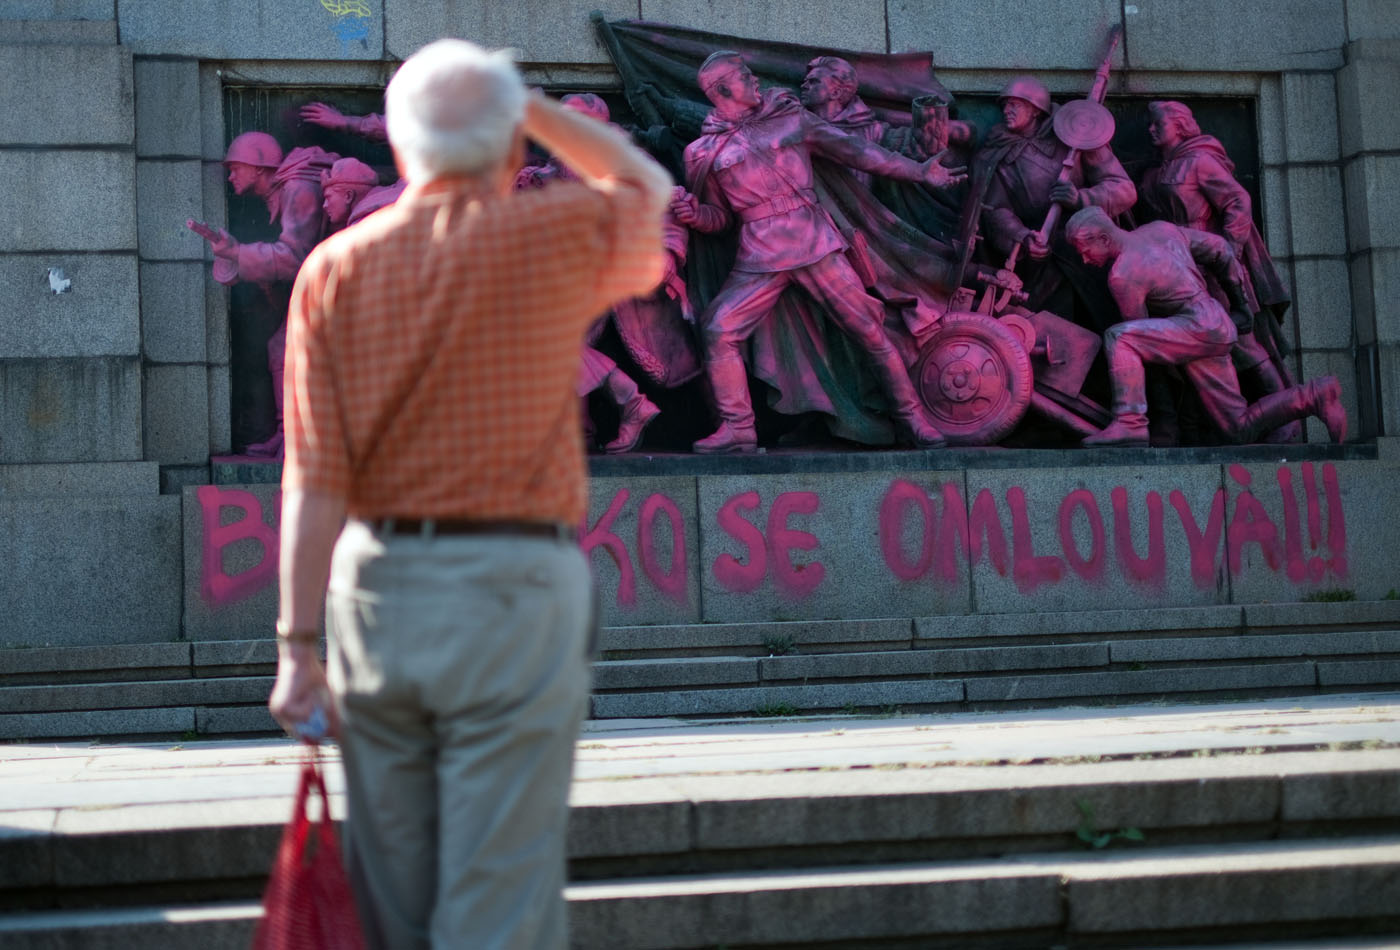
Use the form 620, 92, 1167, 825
223, 131, 283, 168
997, 75, 1051, 114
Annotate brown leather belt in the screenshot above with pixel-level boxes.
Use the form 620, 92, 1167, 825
365, 517, 577, 543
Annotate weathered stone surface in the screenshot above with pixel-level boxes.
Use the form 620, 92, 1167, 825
590, 679, 963, 718
0, 706, 192, 741
588, 476, 702, 628
196, 704, 279, 735
965, 464, 1227, 615
569, 866, 1063, 946
592, 657, 759, 691
599, 618, 914, 656
1284, 766, 1400, 820
385, 0, 633, 64
0, 42, 131, 146
52, 822, 277, 887
145, 364, 210, 465
931, 642, 1109, 674
963, 662, 1316, 703
697, 471, 971, 624
1361, 248, 1400, 346
137, 160, 205, 261
1, 1, 113, 17
761, 650, 937, 682
0, 358, 142, 463
0, 461, 157, 496
1112, 630, 1400, 663
1316, 659, 1400, 687
134, 59, 201, 158
2, 19, 116, 44
1280, 71, 1340, 163
0, 640, 186, 676
0, 495, 180, 647
118, 0, 384, 60
1338, 53, 1400, 158
140, 261, 207, 363
889, 0, 1120, 69
1287, 164, 1349, 258
1125, 0, 1345, 71
182, 483, 279, 642
0, 811, 54, 889
1256, 76, 1285, 167
1292, 257, 1354, 350
192, 638, 278, 671
0, 253, 139, 357
690, 772, 1278, 850
1344, 153, 1400, 253
1260, 166, 1291, 259
0, 676, 267, 714
645, 0, 887, 53
1244, 598, 1400, 631
1347, 1, 1400, 39
0, 151, 135, 251
1061, 838, 1400, 931
208, 363, 231, 455
916, 605, 1243, 641
568, 795, 691, 859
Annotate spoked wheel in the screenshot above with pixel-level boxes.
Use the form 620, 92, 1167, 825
913, 312, 1033, 445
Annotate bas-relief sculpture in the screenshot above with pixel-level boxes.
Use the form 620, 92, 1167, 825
195, 19, 1348, 459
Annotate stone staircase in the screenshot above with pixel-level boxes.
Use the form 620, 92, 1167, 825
3, 601, 1400, 741
1, 739, 1398, 948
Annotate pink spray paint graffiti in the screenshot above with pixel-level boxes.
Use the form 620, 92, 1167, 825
197, 486, 279, 606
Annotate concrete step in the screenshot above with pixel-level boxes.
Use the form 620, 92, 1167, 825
4, 837, 1397, 949
5, 750, 1397, 905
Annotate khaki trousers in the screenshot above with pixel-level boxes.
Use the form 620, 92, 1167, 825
326, 521, 592, 950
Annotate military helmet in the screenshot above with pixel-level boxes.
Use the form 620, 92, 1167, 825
997, 75, 1052, 114
223, 131, 283, 169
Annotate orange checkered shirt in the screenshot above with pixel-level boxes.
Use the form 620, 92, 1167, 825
282, 175, 665, 525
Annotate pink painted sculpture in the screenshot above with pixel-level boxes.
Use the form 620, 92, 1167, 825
320, 157, 405, 233
672, 51, 966, 454
974, 74, 1136, 333
186, 132, 335, 458
1139, 99, 1298, 442
515, 93, 700, 453
1066, 207, 1346, 447
299, 101, 387, 143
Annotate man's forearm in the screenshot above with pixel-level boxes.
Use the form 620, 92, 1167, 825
277, 488, 347, 636
522, 92, 672, 209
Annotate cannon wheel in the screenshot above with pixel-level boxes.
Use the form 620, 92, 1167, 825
913, 312, 1033, 445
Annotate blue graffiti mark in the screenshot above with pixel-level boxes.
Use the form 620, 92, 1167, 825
332, 15, 371, 53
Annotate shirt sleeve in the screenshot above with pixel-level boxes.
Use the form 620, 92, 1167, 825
587, 177, 668, 312
282, 245, 352, 500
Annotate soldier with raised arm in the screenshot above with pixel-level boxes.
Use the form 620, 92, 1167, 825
671, 51, 965, 454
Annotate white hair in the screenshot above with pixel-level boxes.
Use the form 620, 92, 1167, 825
385, 38, 527, 183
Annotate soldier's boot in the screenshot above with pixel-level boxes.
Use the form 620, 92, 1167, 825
871, 343, 947, 449
1240, 375, 1346, 444
1251, 360, 1302, 443
694, 354, 758, 454
603, 370, 661, 454
1083, 400, 1150, 448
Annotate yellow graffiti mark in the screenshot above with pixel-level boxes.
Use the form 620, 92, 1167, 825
321, 0, 372, 17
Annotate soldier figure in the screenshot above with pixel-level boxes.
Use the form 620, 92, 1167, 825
1066, 208, 1345, 448
673, 51, 965, 454
320, 157, 405, 233
1139, 99, 1298, 441
188, 132, 334, 457
975, 75, 1136, 333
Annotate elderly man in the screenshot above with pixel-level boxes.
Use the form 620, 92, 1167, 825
188, 133, 335, 457
268, 39, 671, 949
975, 75, 1136, 333
1139, 99, 1297, 440
673, 50, 965, 453
1065, 207, 1345, 447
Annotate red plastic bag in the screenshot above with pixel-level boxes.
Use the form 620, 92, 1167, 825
251, 752, 366, 950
